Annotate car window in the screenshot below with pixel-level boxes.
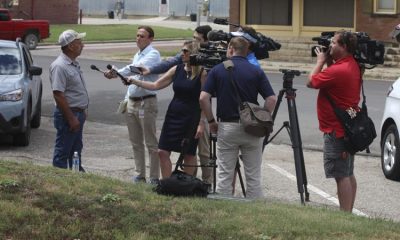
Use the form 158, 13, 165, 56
0, 12, 8, 21
0, 47, 22, 75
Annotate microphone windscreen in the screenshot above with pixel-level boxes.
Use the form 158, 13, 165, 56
207, 30, 227, 41
90, 65, 97, 70
213, 18, 228, 25
106, 64, 112, 70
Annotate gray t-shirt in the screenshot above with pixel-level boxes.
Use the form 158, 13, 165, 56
49, 53, 89, 109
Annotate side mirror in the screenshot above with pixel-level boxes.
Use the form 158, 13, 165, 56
29, 66, 42, 76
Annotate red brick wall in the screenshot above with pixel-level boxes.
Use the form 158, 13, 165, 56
356, 0, 400, 42
10, 0, 78, 24
230, 0, 240, 31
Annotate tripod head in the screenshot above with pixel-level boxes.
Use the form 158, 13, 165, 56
279, 69, 303, 89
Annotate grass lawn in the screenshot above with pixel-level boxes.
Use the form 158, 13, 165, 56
43, 24, 193, 44
1, 160, 400, 240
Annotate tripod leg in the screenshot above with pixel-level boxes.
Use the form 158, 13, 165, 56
263, 89, 286, 152
286, 92, 309, 204
235, 160, 246, 197
209, 134, 217, 194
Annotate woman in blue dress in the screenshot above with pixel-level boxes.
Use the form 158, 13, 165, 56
128, 40, 207, 178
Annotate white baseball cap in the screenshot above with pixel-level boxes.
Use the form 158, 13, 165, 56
58, 29, 86, 47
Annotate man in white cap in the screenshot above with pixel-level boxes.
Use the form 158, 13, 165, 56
390, 23, 400, 42
49, 29, 88, 171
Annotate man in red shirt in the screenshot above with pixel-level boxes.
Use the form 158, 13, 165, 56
307, 30, 361, 212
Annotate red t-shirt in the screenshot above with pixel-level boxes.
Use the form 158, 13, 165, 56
310, 56, 361, 138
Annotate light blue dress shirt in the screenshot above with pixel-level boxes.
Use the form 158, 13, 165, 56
118, 44, 161, 98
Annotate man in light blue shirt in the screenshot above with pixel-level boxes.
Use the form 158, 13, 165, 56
105, 26, 161, 184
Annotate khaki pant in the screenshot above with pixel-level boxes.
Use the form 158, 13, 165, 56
125, 97, 160, 179
196, 124, 213, 184
216, 122, 264, 199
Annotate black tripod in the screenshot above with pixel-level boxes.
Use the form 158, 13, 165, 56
263, 69, 310, 204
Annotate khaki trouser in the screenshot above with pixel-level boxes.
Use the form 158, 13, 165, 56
125, 97, 160, 180
216, 122, 264, 199
196, 124, 213, 184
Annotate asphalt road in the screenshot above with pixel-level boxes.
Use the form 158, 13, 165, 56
33, 46, 393, 155
1, 42, 400, 222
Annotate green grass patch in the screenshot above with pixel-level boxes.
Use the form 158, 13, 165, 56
1, 160, 400, 239
44, 24, 193, 44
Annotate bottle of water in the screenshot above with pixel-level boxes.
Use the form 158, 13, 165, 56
72, 151, 80, 172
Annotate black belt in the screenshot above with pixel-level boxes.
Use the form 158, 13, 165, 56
129, 94, 156, 101
218, 118, 240, 123
70, 107, 85, 112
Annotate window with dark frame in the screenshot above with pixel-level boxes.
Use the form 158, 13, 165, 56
303, 0, 354, 27
246, 0, 292, 26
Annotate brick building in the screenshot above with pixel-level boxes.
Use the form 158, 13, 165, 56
230, 0, 400, 43
229, 0, 400, 66
3, 0, 78, 24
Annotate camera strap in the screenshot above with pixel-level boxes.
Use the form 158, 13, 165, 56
223, 60, 243, 105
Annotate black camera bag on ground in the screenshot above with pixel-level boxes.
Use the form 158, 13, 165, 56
155, 170, 209, 197
325, 82, 376, 155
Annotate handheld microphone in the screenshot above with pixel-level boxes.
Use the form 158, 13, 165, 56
90, 64, 106, 73
106, 64, 130, 85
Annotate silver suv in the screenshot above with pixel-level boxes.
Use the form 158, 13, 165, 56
380, 79, 400, 180
0, 39, 42, 146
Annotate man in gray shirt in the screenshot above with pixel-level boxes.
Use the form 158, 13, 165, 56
49, 29, 88, 171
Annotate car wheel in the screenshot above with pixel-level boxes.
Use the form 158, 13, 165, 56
381, 124, 400, 180
24, 33, 38, 50
13, 103, 32, 147
31, 87, 42, 129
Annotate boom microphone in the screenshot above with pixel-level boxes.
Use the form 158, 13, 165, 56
207, 30, 230, 42
213, 18, 229, 25
106, 64, 130, 85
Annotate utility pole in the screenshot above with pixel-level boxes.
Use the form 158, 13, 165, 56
197, 0, 202, 27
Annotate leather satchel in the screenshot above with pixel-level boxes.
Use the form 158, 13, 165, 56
223, 60, 273, 137
239, 101, 273, 137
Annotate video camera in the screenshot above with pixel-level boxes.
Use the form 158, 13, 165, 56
190, 18, 281, 69
190, 42, 227, 70
311, 31, 385, 68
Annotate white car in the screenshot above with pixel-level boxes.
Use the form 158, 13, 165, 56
380, 79, 400, 180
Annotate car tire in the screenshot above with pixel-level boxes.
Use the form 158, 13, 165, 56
24, 33, 38, 50
13, 104, 32, 147
31, 86, 42, 129
381, 124, 400, 181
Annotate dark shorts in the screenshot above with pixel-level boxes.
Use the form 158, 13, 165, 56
323, 133, 354, 178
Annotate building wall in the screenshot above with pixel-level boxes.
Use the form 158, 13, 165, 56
9, 0, 78, 24
229, 0, 240, 31
231, 0, 400, 42
356, 0, 400, 42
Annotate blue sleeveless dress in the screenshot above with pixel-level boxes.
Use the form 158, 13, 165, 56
158, 64, 202, 155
